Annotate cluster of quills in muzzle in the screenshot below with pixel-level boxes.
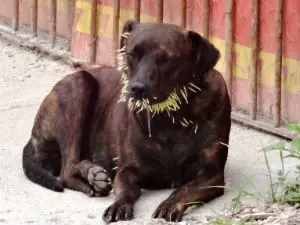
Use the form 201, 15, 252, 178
116, 32, 202, 134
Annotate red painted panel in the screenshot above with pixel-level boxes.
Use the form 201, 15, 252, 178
232, 75, 300, 122
1, 0, 299, 123
0, 0, 69, 38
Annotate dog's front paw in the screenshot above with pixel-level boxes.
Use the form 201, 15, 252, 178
102, 201, 134, 223
87, 166, 112, 196
152, 199, 185, 222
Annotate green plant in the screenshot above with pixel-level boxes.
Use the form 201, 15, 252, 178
185, 123, 300, 224
286, 123, 300, 159
229, 176, 263, 215
208, 217, 248, 225
262, 122, 300, 205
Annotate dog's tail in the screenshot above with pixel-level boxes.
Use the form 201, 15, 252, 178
22, 140, 64, 192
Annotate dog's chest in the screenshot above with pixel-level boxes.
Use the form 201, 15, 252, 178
134, 118, 216, 163
132, 125, 215, 188
155, 129, 196, 161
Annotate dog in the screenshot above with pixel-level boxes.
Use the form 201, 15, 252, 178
22, 20, 231, 223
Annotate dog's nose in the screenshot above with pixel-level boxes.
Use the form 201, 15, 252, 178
129, 82, 149, 99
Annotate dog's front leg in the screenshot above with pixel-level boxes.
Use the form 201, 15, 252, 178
153, 161, 225, 222
102, 166, 140, 223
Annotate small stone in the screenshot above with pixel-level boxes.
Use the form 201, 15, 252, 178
87, 214, 96, 219
55, 210, 64, 213
52, 55, 61, 61
252, 207, 260, 213
243, 207, 252, 214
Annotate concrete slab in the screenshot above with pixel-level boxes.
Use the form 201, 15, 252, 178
0, 38, 298, 225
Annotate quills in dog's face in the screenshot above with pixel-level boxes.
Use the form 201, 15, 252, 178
116, 33, 203, 131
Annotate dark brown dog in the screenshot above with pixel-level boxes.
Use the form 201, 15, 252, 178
22, 20, 231, 223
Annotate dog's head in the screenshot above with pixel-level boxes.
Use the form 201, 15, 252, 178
118, 20, 220, 113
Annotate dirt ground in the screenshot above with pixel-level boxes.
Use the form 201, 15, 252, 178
0, 38, 299, 225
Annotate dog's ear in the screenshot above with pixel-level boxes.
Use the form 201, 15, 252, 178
120, 20, 139, 49
186, 31, 220, 75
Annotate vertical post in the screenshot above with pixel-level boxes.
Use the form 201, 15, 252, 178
89, 0, 98, 64
67, 0, 76, 51
250, 0, 259, 120
31, 0, 38, 36
180, 0, 186, 28
49, 0, 57, 47
12, 0, 20, 32
225, 0, 233, 98
113, 0, 120, 66
157, 0, 163, 23
134, 0, 141, 22
202, 0, 210, 39
274, 0, 283, 127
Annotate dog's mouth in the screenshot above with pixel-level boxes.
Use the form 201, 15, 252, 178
120, 86, 184, 114
127, 94, 164, 106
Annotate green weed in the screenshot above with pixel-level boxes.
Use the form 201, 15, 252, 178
262, 122, 300, 205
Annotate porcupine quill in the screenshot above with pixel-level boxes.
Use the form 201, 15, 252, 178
147, 106, 152, 138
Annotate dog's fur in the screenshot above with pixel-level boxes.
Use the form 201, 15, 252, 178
22, 20, 231, 223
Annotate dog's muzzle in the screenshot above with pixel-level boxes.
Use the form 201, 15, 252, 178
128, 81, 151, 100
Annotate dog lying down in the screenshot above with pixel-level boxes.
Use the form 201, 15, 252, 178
22, 20, 231, 223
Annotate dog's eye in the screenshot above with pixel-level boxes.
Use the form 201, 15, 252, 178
128, 45, 144, 60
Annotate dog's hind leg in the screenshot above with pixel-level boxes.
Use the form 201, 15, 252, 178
52, 70, 99, 195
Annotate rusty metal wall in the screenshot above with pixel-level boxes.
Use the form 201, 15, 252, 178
0, 0, 299, 139
0, 0, 75, 49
